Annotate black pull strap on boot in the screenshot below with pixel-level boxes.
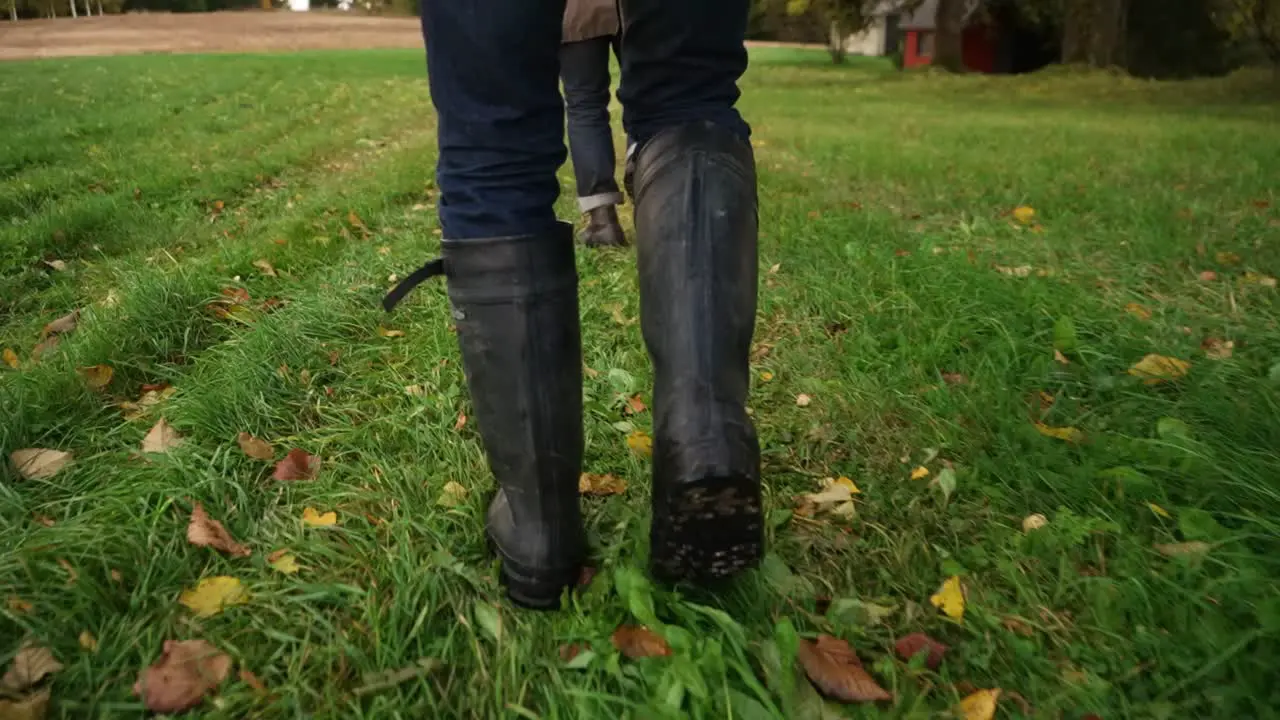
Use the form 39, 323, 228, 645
632, 122, 764, 583
385, 224, 585, 609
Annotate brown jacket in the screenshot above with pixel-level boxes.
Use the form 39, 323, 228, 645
563, 0, 619, 44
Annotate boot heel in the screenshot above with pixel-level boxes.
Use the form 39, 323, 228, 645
650, 475, 764, 583
498, 561, 578, 610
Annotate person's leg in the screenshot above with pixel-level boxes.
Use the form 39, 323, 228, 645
617, 0, 763, 583
405, 0, 584, 609
560, 35, 626, 247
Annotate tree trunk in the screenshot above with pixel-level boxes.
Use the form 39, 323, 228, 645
96, 0, 103, 14
828, 19, 847, 64
82, 0, 90, 16
9, 1, 16, 21
69, 0, 76, 17
934, 0, 967, 71
1061, 0, 1129, 68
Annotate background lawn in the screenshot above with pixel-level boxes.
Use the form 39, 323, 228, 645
2, 47, 1279, 719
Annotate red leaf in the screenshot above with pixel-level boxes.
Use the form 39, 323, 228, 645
798, 635, 892, 703
133, 639, 232, 713
624, 395, 647, 415
559, 643, 586, 662
272, 449, 320, 481
611, 625, 671, 659
893, 632, 948, 669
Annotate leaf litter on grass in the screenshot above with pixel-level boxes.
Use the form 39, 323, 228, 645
272, 449, 320, 481
797, 635, 891, 703
796, 477, 859, 518
301, 507, 337, 527
9, 450, 73, 481
141, 419, 183, 454
930, 576, 965, 621
579, 473, 627, 496
236, 432, 274, 461
178, 577, 248, 618
133, 640, 232, 713
187, 502, 250, 557
611, 626, 671, 659
0, 642, 62, 720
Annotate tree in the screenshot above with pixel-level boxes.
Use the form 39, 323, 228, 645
933, 0, 974, 71
1214, 0, 1280, 65
778, 0, 883, 63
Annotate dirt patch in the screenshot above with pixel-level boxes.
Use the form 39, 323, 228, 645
0, 11, 425, 61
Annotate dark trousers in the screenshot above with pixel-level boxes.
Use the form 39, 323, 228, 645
421, 0, 750, 240
560, 34, 623, 213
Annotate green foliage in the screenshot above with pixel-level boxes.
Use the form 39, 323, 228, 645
1213, 0, 1280, 63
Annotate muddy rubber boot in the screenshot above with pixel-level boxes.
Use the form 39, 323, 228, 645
383, 224, 585, 609
579, 205, 627, 248
632, 122, 764, 584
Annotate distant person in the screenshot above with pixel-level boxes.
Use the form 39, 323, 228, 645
390, 0, 760, 610
561, 0, 626, 247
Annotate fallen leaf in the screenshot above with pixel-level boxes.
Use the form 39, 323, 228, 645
1214, 251, 1241, 265
41, 310, 79, 338
577, 565, 598, 587
272, 449, 320, 481
1148, 502, 1172, 519
1022, 513, 1048, 532
559, 644, 587, 663
120, 385, 178, 422
1053, 349, 1070, 365
437, 481, 468, 507
760, 371, 774, 382
1201, 337, 1234, 360
993, 264, 1033, 277
0, 688, 50, 719
1243, 272, 1277, 288
624, 395, 647, 415
31, 335, 61, 360
239, 669, 267, 693
133, 639, 232, 713
44, 259, 68, 272
1, 643, 63, 692
796, 477, 859, 518
795, 393, 812, 407
454, 412, 467, 431
5, 596, 32, 614
610, 626, 671, 659
1127, 354, 1190, 385
178, 576, 248, 617
941, 372, 968, 385
57, 558, 77, 585
78, 364, 114, 390
1001, 616, 1035, 637
2, 348, 18, 369
142, 418, 183, 454
377, 326, 406, 338
78, 631, 98, 653
404, 384, 424, 396
9, 449, 73, 480
1125, 303, 1152, 320
187, 502, 251, 557
894, 248, 912, 257
267, 551, 300, 575
33, 515, 54, 527
347, 210, 365, 227
1034, 423, 1084, 443
769, 262, 782, 273
1198, 270, 1218, 281
579, 473, 628, 496
893, 633, 948, 669
301, 507, 337, 527
1154, 541, 1211, 557
957, 688, 1001, 720
797, 635, 892, 702
1012, 206, 1036, 225
626, 431, 652, 456
910, 466, 929, 480
930, 576, 965, 621
236, 432, 274, 461
252, 259, 277, 277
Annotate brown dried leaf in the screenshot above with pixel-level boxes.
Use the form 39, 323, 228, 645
454, 413, 467, 431
6, 596, 32, 614
252, 259, 277, 277
993, 264, 1033, 278
272, 449, 320, 481
611, 626, 672, 659
236, 432, 274, 461
132, 639, 232, 713
41, 310, 79, 338
1054, 349, 1071, 365
1001, 616, 1035, 637
893, 632, 949, 669
10, 449, 73, 481
1198, 270, 1218, 281
188, 502, 251, 557
239, 669, 267, 693
941, 372, 969, 386
1201, 337, 1234, 360
79, 364, 114, 390
578, 473, 628, 497
142, 419, 183, 454
624, 394, 647, 415
1124, 303, 1152, 321
1, 643, 63, 692
797, 635, 891, 702
559, 644, 587, 663
0, 687, 50, 720
2, 348, 18, 369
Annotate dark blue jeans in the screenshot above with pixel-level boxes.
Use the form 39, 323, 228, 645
421, 0, 750, 240
561, 34, 623, 213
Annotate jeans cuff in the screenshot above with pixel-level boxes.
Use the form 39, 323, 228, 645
578, 192, 624, 213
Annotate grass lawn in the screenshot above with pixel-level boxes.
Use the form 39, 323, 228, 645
3, 48, 1280, 719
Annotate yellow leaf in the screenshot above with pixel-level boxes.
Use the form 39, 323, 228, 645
1124, 302, 1152, 320
2, 348, 18, 369
6, 595, 33, 614
1242, 271, 1277, 288
377, 326, 406, 338
267, 551, 300, 575
1214, 251, 1241, 265
1012, 206, 1036, 224
79, 364, 114, 390
1148, 502, 1172, 519
1127, 354, 1190, 385
910, 466, 930, 480
437, 481, 468, 507
759, 371, 774, 382
930, 576, 965, 621
1034, 422, 1084, 443
301, 507, 338, 527
178, 576, 248, 618
957, 688, 1001, 720
796, 477, 858, 518
79, 631, 98, 652
834, 476, 860, 494
626, 431, 652, 456
579, 473, 628, 496
1022, 513, 1048, 532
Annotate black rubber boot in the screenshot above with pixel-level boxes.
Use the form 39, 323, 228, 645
386, 224, 585, 609
579, 205, 627, 248
632, 122, 764, 584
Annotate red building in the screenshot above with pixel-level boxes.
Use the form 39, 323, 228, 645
897, 0, 1055, 74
